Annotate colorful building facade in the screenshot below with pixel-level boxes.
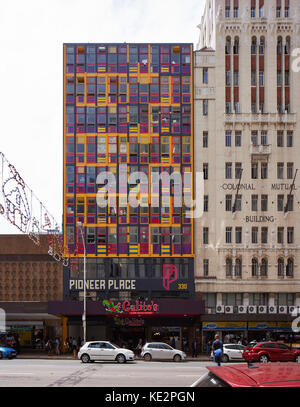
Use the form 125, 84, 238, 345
59, 43, 200, 346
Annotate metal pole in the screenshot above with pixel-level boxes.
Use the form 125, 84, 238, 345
78, 222, 86, 344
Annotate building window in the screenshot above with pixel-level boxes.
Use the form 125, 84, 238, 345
274, 293, 295, 306
261, 163, 268, 179
261, 131, 268, 145
225, 102, 231, 114
234, 102, 240, 113
276, 6, 281, 18
277, 71, 282, 86
203, 259, 209, 276
251, 6, 256, 18
234, 7, 238, 18
287, 131, 293, 147
278, 258, 284, 277
277, 163, 284, 179
203, 68, 208, 84
203, 227, 209, 244
252, 227, 258, 244
226, 227, 232, 244
203, 163, 208, 180
261, 227, 268, 244
277, 131, 284, 147
277, 195, 284, 211
251, 195, 258, 211
259, 5, 264, 18
261, 195, 268, 211
233, 38, 239, 55
235, 163, 242, 179
225, 6, 230, 18
251, 258, 259, 277
278, 227, 284, 244
222, 293, 243, 306
203, 100, 208, 115
204, 195, 208, 212
235, 258, 242, 277
225, 195, 232, 212
287, 163, 294, 179
203, 131, 208, 148
287, 195, 294, 212
287, 258, 294, 277
251, 162, 258, 179
225, 131, 232, 147
259, 71, 264, 86
260, 258, 268, 276
235, 227, 242, 244
287, 227, 294, 244
251, 131, 258, 146
225, 163, 232, 179
235, 131, 242, 147
235, 195, 242, 212
226, 71, 231, 86
225, 258, 232, 276
249, 293, 268, 305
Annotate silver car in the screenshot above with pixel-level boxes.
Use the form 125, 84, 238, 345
141, 342, 186, 362
78, 341, 134, 364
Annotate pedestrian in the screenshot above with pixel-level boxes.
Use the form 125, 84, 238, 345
171, 336, 176, 349
46, 338, 52, 356
206, 340, 211, 356
212, 334, 223, 366
55, 337, 60, 355
192, 339, 197, 358
238, 338, 242, 345
77, 336, 81, 351
72, 337, 77, 358
136, 338, 143, 358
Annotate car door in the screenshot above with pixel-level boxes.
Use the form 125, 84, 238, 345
87, 342, 102, 360
154, 344, 166, 359
265, 343, 280, 361
160, 344, 174, 360
147, 344, 158, 359
276, 343, 294, 361
227, 345, 238, 359
234, 345, 245, 359
100, 342, 116, 360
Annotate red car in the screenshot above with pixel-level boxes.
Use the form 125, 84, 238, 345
243, 342, 300, 363
193, 363, 300, 387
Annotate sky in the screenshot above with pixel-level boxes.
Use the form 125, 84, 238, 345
0, 0, 206, 234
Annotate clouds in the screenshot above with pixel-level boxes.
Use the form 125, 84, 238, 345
0, 0, 205, 234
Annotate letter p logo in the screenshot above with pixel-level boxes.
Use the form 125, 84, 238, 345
163, 265, 178, 291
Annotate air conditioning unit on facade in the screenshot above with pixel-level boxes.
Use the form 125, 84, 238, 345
225, 305, 234, 314
216, 305, 225, 313
289, 306, 299, 316
268, 306, 277, 314
278, 306, 287, 314
258, 306, 267, 314
248, 305, 257, 314
238, 306, 247, 313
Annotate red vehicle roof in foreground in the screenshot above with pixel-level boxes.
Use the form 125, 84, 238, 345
208, 363, 300, 387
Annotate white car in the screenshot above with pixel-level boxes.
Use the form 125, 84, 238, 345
141, 342, 186, 362
222, 344, 245, 362
78, 341, 134, 364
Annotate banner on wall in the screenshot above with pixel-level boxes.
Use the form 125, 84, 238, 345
248, 322, 277, 331
202, 322, 246, 331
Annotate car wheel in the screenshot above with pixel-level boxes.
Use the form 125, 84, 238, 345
144, 353, 152, 362
295, 355, 300, 363
81, 353, 90, 363
173, 354, 182, 362
259, 354, 269, 363
222, 354, 229, 363
116, 354, 126, 364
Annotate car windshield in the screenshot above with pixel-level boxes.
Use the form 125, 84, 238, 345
110, 343, 120, 349
195, 372, 230, 388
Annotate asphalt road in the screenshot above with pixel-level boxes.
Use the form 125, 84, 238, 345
0, 359, 212, 387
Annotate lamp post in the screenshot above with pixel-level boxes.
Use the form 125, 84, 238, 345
77, 221, 86, 344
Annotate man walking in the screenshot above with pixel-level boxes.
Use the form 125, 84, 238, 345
192, 339, 197, 358
212, 334, 223, 366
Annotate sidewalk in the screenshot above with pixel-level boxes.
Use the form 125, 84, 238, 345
16, 349, 211, 361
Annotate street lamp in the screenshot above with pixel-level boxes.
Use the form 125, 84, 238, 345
77, 221, 86, 344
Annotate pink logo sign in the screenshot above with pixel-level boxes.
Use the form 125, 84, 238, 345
163, 265, 178, 291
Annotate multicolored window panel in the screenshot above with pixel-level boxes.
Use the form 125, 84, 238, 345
64, 43, 194, 258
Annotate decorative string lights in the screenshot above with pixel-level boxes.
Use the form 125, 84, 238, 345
0, 152, 70, 266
